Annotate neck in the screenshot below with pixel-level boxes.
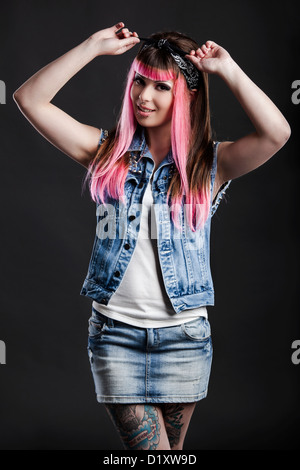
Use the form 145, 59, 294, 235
144, 123, 171, 155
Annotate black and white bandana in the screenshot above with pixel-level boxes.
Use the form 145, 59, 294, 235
138, 37, 200, 90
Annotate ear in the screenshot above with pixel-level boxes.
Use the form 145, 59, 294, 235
189, 89, 197, 101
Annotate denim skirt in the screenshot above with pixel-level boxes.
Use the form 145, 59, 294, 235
87, 307, 213, 404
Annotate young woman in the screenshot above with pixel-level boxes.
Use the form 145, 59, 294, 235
13, 22, 290, 451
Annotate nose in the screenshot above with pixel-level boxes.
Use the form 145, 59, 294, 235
139, 85, 153, 103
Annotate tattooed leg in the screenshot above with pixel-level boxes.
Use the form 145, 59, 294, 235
105, 404, 171, 450
162, 403, 197, 450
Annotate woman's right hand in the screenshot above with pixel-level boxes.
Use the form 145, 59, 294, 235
90, 22, 140, 56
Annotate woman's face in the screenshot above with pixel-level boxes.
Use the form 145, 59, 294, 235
130, 72, 175, 129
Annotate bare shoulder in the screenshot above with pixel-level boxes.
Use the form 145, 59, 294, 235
216, 140, 234, 182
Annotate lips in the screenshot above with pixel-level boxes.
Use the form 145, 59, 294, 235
137, 104, 155, 112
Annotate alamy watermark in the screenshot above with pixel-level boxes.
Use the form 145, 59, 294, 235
95, 201, 206, 250
291, 80, 300, 105
0, 340, 6, 364
0, 80, 5, 104
291, 340, 300, 365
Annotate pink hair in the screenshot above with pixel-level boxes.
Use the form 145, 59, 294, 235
85, 58, 210, 231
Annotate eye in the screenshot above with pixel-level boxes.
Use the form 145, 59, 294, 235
157, 84, 171, 91
133, 76, 171, 91
133, 77, 144, 85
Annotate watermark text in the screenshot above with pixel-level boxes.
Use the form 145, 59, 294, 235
0, 340, 6, 364
0, 80, 5, 104
95, 201, 206, 250
291, 80, 300, 104
291, 340, 300, 365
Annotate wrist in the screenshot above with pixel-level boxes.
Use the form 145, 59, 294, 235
216, 57, 239, 81
85, 35, 105, 59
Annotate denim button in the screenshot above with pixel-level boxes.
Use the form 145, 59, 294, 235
124, 243, 130, 250
129, 215, 136, 221
138, 182, 143, 188
114, 270, 120, 277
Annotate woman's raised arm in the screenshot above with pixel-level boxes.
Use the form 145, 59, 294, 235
13, 22, 140, 168
186, 41, 291, 184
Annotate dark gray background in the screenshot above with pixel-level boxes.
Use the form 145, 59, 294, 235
0, 0, 299, 450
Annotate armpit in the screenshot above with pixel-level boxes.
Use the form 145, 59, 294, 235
211, 180, 232, 217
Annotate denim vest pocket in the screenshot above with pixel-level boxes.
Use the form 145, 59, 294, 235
90, 237, 114, 281
124, 173, 139, 193
182, 225, 210, 290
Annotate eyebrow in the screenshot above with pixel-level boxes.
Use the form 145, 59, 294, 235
135, 73, 172, 84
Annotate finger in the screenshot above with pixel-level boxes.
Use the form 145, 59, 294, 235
185, 54, 198, 63
116, 28, 134, 39
124, 31, 138, 39
201, 44, 209, 54
185, 55, 203, 71
116, 27, 129, 36
119, 36, 140, 48
115, 23, 126, 34
195, 47, 205, 58
206, 40, 217, 48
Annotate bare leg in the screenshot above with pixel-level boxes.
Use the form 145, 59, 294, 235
161, 403, 197, 450
105, 403, 171, 450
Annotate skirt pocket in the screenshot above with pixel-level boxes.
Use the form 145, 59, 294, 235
88, 309, 107, 339
181, 317, 211, 341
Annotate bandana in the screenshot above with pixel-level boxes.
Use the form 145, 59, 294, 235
138, 37, 200, 90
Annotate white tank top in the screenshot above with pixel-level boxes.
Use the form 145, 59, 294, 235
92, 181, 207, 328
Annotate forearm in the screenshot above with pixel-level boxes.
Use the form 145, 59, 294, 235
218, 59, 291, 143
13, 37, 99, 106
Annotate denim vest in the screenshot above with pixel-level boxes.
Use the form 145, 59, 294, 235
80, 127, 231, 314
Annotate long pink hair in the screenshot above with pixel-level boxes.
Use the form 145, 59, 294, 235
85, 46, 212, 231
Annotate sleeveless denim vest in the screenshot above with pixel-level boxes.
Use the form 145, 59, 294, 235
80, 127, 231, 314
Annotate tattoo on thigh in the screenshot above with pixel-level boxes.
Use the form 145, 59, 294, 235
163, 404, 184, 447
106, 404, 161, 450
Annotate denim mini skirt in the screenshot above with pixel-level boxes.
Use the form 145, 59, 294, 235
87, 307, 213, 404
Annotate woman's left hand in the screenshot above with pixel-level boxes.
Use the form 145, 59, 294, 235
185, 41, 233, 75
